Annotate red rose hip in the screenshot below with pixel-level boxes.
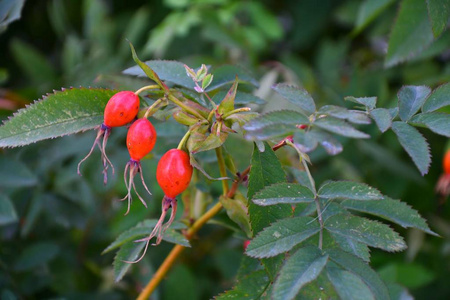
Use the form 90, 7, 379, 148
121, 118, 157, 215
78, 91, 140, 184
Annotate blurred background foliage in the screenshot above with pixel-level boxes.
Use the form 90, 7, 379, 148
0, 0, 449, 299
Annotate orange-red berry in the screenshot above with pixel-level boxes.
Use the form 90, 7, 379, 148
127, 118, 157, 161
444, 150, 450, 175
156, 149, 193, 198
104, 91, 140, 128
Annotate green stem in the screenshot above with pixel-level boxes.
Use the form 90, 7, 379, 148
135, 85, 160, 96
177, 130, 191, 150
143, 99, 164, 119
167, 94, 206, 120
215, 147, 229, 195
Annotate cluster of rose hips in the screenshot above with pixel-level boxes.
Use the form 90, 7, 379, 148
77, 90, 193, 262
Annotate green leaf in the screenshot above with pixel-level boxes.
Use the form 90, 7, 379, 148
370, 108, 392, 132
216, 270, 270, 299
327, 249, 390, 300
103, 220, 189, 254
353, 0, 396, 35
247, 143, 292, 235
370, 108, 392, 133
218, 77, 238, 115
397, 86, 431, 121
113, 241, 146, 282
296, 129, 344, 156
207, 65, 259, 91
410, 112, 450, 137
422, 82, 450, 112
244, 110, 309, 132
314, 117, 370, 139
272, 83, 316, 115
212, 90, 265, 105
317, 105, 371, 124
325, 214, 406, 252
341, 197, 436, 235
0, 88, 116, 148
189, 131, 228, 153
14, 242, 59, 271
318, 181, 383, 200
391, 121, 431, 175
124, 60, 195, 90
252, 183, 315, 206
326, 264, 376, 300
0, 0, 25, 28
0, 156, 37, 187
385, 0, 434, 67
331, 233, 371, 262
0, 195, 18, 225
10, 39, 58, 90
426, 0, 450, 38
220, 193, 252, 238
246, 216, 320, 258
128, 43, 169, 91
344, 96, 377, 110
272, 246, 329, 300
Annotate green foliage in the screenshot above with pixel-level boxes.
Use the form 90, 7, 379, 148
1, 1, 449, 299
0, 88, 115, 147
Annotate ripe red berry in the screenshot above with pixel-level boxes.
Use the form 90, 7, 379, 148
127, 118, 157, 161
125, 149, 193, 264
444, 150, 450, 175
104, 91, 140, 127
156, 149, 193, 199
78, 91, 141, 184
121, 118, 157, 215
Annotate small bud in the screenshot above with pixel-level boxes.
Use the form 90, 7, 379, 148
184, 64, 197, 80
194, 86, 204, 93
196, 64, 208, 81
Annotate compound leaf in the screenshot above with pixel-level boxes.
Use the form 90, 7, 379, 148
410, 112, 450, 137
422, 82, 450, 112
252, 183, 315, 206
272, 83, 316, 115
318, 181, 383, 200
397, 85, 431, 121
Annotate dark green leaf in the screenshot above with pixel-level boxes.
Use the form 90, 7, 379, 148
272, 83, 316, 115
391, 121, 431, 175
244, 110, 309, 131
353, 0, 396, 35
326, 264, 376, 300
113, 241, 146, 282
318, 181, 383, 200
422, 83, 450, 112
314, 117, 370, 139
0, 0, 25, 28
103, 220, 189, 254
213, 90, 265, 105
129, 43, 169, 91
252, 183, 315, 206
397, 86, 431, 121
247, 143, 292, 235
317, 105, 371, 124
216, 270, 270, 299
246, 216, 320, 258
14, 242, 59, 271
327, 249, 390, 300
220, 193, 252, 238
0, 88, 116, 148
344, 96, 377, 110
207, 65, 259, 91
272, 246, 328, 300
0, 156, 37, 187
299, 129, 344, 155
341, 197, 436, 235
325, 214, 406, 252
370, 108, 392, 133
411, 112, 450, 137
426, 0, 450, 38
385, 0, 434, 67
331, 233, 371, 262
0, 195, 18, 225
